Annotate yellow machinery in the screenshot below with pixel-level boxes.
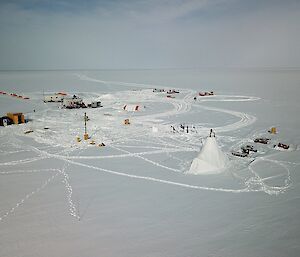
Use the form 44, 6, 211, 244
7, 113, 25, 124
269, 127, 277, 134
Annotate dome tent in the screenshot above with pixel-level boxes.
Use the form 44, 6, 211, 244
187, 131, 229, 175
123, 104, 142, 112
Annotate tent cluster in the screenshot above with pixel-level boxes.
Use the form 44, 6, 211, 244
63, 95, 102, 109
167, 89, 180, 94
152, 88, 180, 98
152, 88, 180, 94
0, 91, 30, 100
44, 93, 102, 109
199, 91, 214, 96
123, 104, 142, 112
62, 95, 85, 108
63, 99, 102, 109
44, 93, 66, 102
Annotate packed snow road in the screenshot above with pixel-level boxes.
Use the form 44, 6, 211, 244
0, 74, 295, 224
1, 69, 300, 257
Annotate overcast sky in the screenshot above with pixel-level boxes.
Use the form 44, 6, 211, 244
0, 0, 299, 70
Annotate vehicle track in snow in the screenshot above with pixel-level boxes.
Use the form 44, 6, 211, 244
0, 170, 60, 222
194, 103, 257, 133
0, 75, 295, 224
72, 74, 292, 195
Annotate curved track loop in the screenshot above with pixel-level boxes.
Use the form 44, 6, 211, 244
0, 74, 295, 223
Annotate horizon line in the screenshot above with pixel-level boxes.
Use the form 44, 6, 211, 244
0, 67, 300, 72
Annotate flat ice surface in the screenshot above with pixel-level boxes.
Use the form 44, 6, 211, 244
0, 69, 300, 257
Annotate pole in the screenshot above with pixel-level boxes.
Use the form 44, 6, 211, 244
83, 112, 89, 140
84, 112, 87, 134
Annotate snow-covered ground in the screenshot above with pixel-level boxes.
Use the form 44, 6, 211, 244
1, 70, 300, 257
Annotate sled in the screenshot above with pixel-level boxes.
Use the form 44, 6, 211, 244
231, 151, 248, 157
254, 138, 270, 144
277, 143, 289, 150
199, 91, 214, 96
241, 145, 257, 153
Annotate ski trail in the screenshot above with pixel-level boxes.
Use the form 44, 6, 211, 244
0, 156, 47, 166
57, 147, 196, 160
130, 138, 186, 149
76, 74, 160, 89
60, 157, 251, 193
58, 164, 81, 220
0, 132, 81, 221
142, 89, 195, 121
77, 72, 195, 123
26, 138, 281, 195
111, 144, 176, 150
198, 95, 260, 102
26, 143, 81, 220
1, 74, 291, 205
110, 145, 182, 173
195, 104, 257, 133
247, 157, 291, 195
155, 137, 188, 172
0, 171, 59, 222
0, 168, 60, 175
14, 140, 253, 194
0, 149, 31, 156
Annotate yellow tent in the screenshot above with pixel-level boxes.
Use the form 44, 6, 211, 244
7, 113, 25, 124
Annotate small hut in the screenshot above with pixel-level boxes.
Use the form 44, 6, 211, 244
91, 101, 102, 108
6, 113, 25, 124
62, 96, 83, 109
123, 104, 141, 112
44, 94, 64, 102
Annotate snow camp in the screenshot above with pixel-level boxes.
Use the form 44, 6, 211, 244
1, 70, 299, 257
1, 0, 300, 256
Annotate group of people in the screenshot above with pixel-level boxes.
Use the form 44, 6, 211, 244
170, 126, 215, 138
170, 124, 198, 134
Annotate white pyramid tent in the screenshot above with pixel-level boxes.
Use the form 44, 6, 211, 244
188, 136, 229, 175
